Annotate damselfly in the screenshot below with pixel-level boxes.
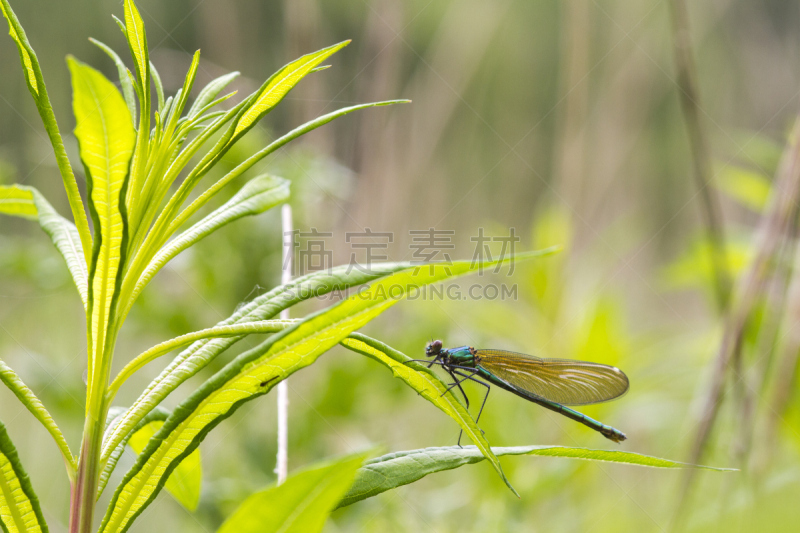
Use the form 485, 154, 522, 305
415, 340, 629, 443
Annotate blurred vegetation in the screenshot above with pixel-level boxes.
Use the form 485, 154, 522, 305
3, 0, 800, 531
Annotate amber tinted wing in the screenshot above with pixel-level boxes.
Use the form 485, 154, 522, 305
475, 349, 629, 405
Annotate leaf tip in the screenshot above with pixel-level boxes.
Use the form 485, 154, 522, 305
544, 244, 564, 254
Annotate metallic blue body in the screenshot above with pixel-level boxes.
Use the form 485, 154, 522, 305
439, 345, 626, 443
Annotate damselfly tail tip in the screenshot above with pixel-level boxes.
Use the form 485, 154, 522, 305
605, 429, 627, 443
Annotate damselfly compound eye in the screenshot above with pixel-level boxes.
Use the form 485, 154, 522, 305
425, 340, 443, 356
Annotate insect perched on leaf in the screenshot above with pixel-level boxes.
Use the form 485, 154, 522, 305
415, 340, 629, 443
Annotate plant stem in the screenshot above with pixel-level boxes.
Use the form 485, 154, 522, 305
276, 203, 292, 484
71, 333, 116, 533
668, 0, 731, 313
674, 117, 800, 528
71, 410, 107, 533
736, 214, 800, 462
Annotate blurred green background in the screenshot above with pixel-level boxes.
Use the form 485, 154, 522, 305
2, 0, 800, 531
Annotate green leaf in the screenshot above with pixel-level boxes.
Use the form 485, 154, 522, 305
128, 176, 289, 310
68, 57, 136, 392
98, 406, 201, 510
188, 72, 240, 118
122, 0, 148, 95
128, 421, 201, 511
115, 97, 253, 315
0, 359, 76, 477
181, 101, 234, 135
98, 407, 171, 497
128, 51, 199, 240
100, 251, 556, 533
121, 0, 152, 222
144, 41, 350, 248
1, 0, 93, 265
0, 422, 49, 533
715, 164, 772, 212
149, 61, 164, 112
166, 100, 409, 238
337, 445, 737, 508
231, 41, 349, 139
89, 39, 137, 124
100, 264, 409, 472
0, 1, 37, 96
0, 185, 89, 308
0, 184, 36, 219
163, 52, 198, 133
218, 452, 367, 533
108, 320, 296, 396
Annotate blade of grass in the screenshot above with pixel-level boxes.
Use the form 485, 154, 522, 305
682, 117, 800, 515
668, 0, 731, 312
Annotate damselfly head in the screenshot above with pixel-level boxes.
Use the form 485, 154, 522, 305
425, 339, 443, 357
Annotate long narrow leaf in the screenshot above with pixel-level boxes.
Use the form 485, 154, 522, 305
0, 185, 35, 219
101, 264, 409, 466
122, 0, 148, 92
0, 422, 49, 533
218, 452, 367, 533
230, 41, 349, 139
188, 71, 240, 118
338, 445, 736, 508
149, 61, 164, 112
0, 185, 89, 308
0, 359, 76, 476
121, 0, 151, 216
98, 407, 170, 496
0, 1, 37, 95
109, 320, 297, 396
99, 251, 556, 533
127, 421, 201, 511
97, 408, 201, 510
0, 0, 93, 264
142, 41, 349, 256
117, 97, 389, 323
127, 176, 289, 309
89, 39, 137, 127
127, 50, 200, 245
180, 95, 236, 134
167, 100, 408, 237
115, 97, 255, 320
69, 57, 136, 392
